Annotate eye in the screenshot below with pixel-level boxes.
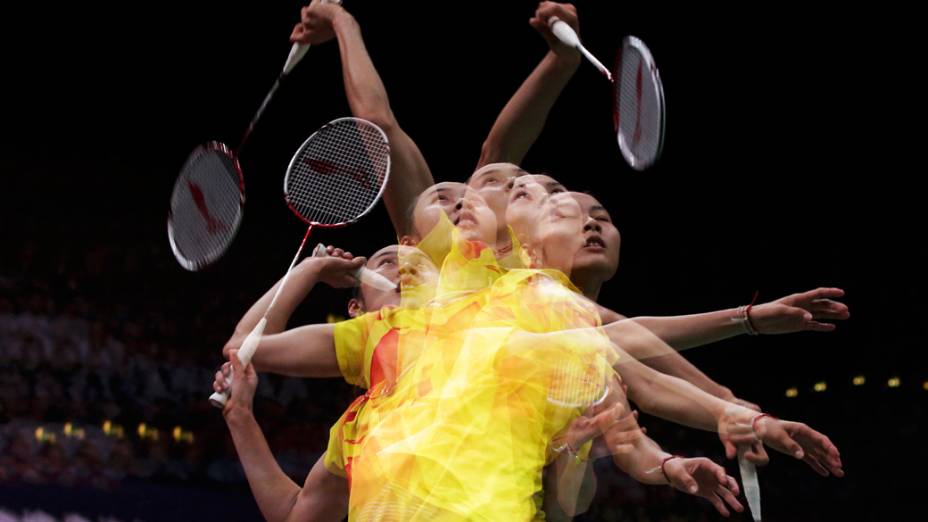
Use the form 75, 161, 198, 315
378, 258, 397, 267
550, 187, 566, 194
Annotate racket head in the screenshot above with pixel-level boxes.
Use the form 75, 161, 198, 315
547, 353, 610, 409
167, 142, 245, 271
613, 35, 666, 171
283, 117, 391, 228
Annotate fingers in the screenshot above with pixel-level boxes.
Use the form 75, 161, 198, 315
715, 483, 743, 514
674, 468, 699, 495
290, 23, 307, 43
745, 441, 770, 466
803, 453, 830, 477
725, 474, 740, 497
722, 439, 738, 460
800, 287, 846, 302
706, 493, 730, 517
809, 298, 850, 317
229, 349, 244, 372
769, 428, 805, 460
805, 321, 837, 332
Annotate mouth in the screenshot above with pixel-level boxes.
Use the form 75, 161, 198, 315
454, 210, 477, 227
583, 236, 606, 251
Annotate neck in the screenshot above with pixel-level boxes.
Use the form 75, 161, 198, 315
571, 269, 605, 300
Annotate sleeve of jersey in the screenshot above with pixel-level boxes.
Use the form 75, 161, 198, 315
333, 313, 374, 388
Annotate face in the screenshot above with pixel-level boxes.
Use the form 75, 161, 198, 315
568, 192, 620, 281
535, 192, 586, 276
505, 174, 569, 246
396, 245, 439, 290
411, 182, 497, 245
467, 163, 526, 239
353, 245, 403, 315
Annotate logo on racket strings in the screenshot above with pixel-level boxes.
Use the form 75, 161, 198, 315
186, 180, 226, 234
304, 158, 373, 191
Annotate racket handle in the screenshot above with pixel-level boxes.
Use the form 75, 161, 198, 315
283, 42, 311, 76
548, 16, 581, 48
548, 16, 613, 82
738, 452, 762, 522
283, 0, 344, 75
209, 317, 267, 409
311, 243, 397, 291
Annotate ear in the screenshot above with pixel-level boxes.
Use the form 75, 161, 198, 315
347, 298, 364, 318
399, 235, 418, 246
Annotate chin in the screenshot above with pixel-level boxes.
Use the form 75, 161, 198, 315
573, 258, 617, 278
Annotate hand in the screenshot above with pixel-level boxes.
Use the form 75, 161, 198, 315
718, 404, 764, 462
290, 0, 345, 45
307, 246, 366, 288
214, 349, 258, 417
755, 417, 844, 477
750, 287, 849, 334
663, 456, 744, 517
528, 2, 581, 60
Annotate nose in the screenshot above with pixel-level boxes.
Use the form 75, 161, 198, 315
583, 217, 601, 233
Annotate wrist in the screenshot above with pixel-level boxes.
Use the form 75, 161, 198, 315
660, 454, 681, 484
718, 386, 736, 402
223, 400, 255, 425
548, 48, 582, 69
331, 9, 357, 32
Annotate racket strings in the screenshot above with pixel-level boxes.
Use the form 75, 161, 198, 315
616, 43, 663, 168
286, 119, 390, 225
547, 353, 609, 409
169, 147, 243, 268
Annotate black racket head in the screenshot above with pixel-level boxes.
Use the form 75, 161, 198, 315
283, 117, 391, 227
167, 142, 245, 271
614, 36, 666, 171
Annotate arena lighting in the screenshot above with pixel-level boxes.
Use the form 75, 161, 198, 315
888, 377, 901, 388
852, 375, 866, 386
785, 387, 799, 398
173, 426, 195, 444
814, 382, 827, 392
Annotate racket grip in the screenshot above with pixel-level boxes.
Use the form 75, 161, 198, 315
208, 317, 267, 409
738, 452, 762, 522
548, 16, 581, 48
549, 16, 612, 81
283, 43, 311, 75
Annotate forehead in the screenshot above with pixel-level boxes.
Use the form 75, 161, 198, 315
369, 245, 400, 262
420, 181, 467, 199
569, 192, 600, 210
513, 174, 565, 193
468, 163, 525, 186
548, 192, 582, 211
569, 192, 611, 217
